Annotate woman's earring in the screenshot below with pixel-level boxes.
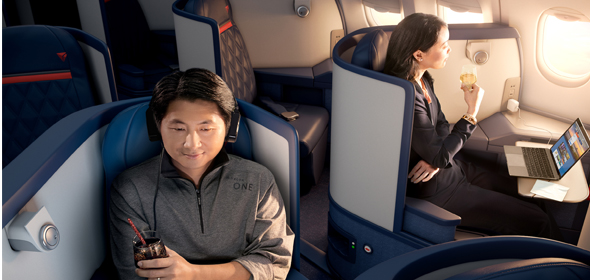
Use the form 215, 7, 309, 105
419, 58, 423, 61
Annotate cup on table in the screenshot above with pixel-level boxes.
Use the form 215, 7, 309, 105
132, 230, 168, 268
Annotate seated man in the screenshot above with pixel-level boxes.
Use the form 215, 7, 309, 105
109, 68, 294, 280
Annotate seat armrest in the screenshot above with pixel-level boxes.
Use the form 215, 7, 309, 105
405, 197, 461, 226
118, 64, 145, 90
118, 64, 144, 77
312, 58, 333, 88
403, 197, 461, 244
254, 68, 314, 88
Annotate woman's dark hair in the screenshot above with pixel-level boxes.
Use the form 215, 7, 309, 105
383, 13, 447, 83
149, 68, 235, 129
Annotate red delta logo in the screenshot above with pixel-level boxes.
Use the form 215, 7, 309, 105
57, 52, 67, 62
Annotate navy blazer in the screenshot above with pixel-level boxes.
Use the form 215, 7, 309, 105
407, 71, 476, 198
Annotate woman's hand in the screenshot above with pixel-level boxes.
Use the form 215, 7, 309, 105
136, 246, 196, 280
461, 83, 485, 117
408, 160, 440, 184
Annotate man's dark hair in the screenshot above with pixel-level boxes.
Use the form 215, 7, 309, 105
383, 13, 447, 83
149, 68, 235, 129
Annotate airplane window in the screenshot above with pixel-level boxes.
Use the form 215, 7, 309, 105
439, 7, 484, 24
363, 0, 402, 26
437, 0, 484, 24
537, 8, 590, 87
368, 7, 402, 26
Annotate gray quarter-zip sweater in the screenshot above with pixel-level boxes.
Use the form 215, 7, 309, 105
109, 149, 294, 280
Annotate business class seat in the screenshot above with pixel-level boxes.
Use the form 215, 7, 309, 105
172, 0, 330, 192
3, 97, 148, 279
99, 99, 307, 279
2, 25, 118, 168
355, 236, 590, 279
100, 0, 179, 99
326, 26, 492, 279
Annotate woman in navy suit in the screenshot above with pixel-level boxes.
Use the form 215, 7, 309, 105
383, 13, 560, 239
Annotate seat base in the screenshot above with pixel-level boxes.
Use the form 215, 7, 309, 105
301, 126, 328, 194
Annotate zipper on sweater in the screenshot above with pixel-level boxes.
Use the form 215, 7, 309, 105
196, 188, 204, 234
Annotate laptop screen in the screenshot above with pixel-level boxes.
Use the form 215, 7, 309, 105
550, 119, 590, 176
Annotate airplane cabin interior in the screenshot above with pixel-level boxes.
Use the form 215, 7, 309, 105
3, 0, 590, 279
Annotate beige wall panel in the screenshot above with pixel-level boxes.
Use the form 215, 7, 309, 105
429, 39, 520, 123
501, 0, 590, 123
230, 0, 343, 68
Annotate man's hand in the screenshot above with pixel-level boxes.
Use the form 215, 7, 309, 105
408, 160, 440, 184
136, 246, 196, 280
136, 246, 251, 280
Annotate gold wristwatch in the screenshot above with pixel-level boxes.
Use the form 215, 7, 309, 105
462, 113, 477, 125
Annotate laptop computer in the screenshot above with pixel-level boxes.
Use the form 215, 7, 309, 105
504, 118, 590, 180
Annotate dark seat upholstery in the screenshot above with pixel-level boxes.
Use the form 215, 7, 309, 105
102, 0, 179, 99
2, 25, 97, 168
355, 236, 590, 280
447, 257, 590, 280
351, 29, 390, 72
182, 0, 330, 191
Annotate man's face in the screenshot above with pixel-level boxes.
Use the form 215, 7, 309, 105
160, 99, 227, 179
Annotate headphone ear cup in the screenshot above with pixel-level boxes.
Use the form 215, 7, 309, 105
146, 107, 162, 142
225, 101, 241, 143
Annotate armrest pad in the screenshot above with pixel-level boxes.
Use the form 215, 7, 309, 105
254, 67, 314, 88
313, 58, 333, 84
152, 30, 176, 43
405, 197, 461, 226
118, 64, 144, 77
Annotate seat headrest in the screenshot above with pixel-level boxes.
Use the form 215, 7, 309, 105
351, 29, 390, 72
3, 25, 89, 77
185, 0, 232, 26
102, 102, 163, 189
3, 25, 95, 167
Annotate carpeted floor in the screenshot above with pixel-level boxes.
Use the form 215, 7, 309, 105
299, 166, 334, 279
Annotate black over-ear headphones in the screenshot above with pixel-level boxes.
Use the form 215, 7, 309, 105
145, 99, 241, 143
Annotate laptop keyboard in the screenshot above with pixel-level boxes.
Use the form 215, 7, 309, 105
522, 147, 554, 178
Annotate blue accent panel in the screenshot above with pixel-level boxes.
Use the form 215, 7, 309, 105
448, 23, 520, 40
333, 25, 415, 233
60, 26, 119, 102
173, 0, 222, 76
2, 97, 149, 228
327, 194, 424, 279
236, 99, 301, 271
329, 193, 431, 249
355, 236, 590, 280
404, 197, 461, 226
254, 68, 315, 88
